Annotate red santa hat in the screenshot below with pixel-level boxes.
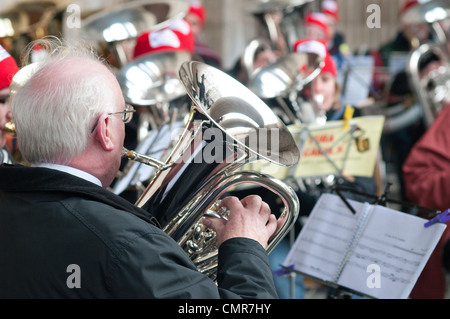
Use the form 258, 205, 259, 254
188, 0, 206, 26
322, 0, 340, 21
133, 19, 194, 59
305, 12, 331, 41
293, 39, 337, 77
399, 0, 419, 17
0, 45, 20, 90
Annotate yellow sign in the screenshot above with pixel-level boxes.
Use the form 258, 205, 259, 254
245, 115, 385, 179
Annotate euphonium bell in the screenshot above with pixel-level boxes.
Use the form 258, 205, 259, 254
125, 61, 301, 279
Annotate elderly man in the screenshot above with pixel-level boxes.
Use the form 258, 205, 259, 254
0, 39, 279, 299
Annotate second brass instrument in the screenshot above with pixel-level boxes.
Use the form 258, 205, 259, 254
2, 122, 16, 136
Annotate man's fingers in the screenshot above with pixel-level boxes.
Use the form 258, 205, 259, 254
240, 195, 262, 211
219, 196, 242, 212
259, 201, 271, 217
203, 216, 226, 232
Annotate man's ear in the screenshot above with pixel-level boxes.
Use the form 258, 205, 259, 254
93, 114, 114, 151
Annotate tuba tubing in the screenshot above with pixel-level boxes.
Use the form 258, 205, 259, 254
406, 42, 450, 128
122, 61, 301, 279
122, 145, 300, 279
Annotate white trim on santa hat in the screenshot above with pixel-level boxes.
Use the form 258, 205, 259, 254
295, 40, 327, 58
322, 0, 338, 13
170, 18, 191, 35
189, 0, 203, 9
149, 29, 181, 49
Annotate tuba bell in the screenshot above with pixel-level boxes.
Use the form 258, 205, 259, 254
0, 0, 69, 62
403, 0, 450, 128
123, 61, 301, 279
71, 0, 190, 69
247, 51, 324, 125
117, 49, 192, 135
406, 42, 450, 128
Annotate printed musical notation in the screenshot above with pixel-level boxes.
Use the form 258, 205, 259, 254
283, 194, 446, 299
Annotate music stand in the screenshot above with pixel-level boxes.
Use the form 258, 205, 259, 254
277, 183, 442, 299
337, 55, 375, 107
288, 121, 360, 178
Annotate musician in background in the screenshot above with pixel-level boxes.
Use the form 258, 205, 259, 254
184, 0, 222, 69
0, 38, 280, 298
402, 103, 450, 299
133, 19, 195, 60
125, 18, 195, 148
371, 0, 431, 202
321, 0, 349, 69
0, 44, 19, 164
372, 0, 431, 100
303, 11, 345, 71
376, 0, 431, 70
304, 12, 331, 45
295, 39, 380, 197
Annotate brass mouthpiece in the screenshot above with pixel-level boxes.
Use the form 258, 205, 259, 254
121, 147, 171, 170
2, 122, 16, 136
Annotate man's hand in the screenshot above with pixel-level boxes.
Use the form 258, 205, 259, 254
203, 195, 278, 249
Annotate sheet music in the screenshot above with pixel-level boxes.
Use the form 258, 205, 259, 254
283, 193, 446, 299
389, 52, 409, 77
337, 55, 374, 107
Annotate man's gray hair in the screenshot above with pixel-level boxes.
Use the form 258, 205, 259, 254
11, 37, 117, 165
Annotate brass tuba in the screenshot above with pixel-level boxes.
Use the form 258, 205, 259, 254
124, 61, 301, 279
71, 0, 189, 69
403, 0, 450, 128
406, 42, 450, 128
117, 50, 192, 135
249, 0, 314, 55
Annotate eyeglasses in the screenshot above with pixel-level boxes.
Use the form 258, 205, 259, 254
108, 104, 136, 124
90, 104, 136, 133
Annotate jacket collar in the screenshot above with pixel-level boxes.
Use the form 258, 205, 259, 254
0, 164, 159, 227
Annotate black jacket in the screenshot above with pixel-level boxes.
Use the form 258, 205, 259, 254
0, 164, 278, 298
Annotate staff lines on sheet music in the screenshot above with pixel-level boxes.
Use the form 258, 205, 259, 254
357, 236, 424, 265
304, 225, 352, 245
380, 272, 410, 284
301, 236, 347, 256
315, 203, 359, 228
361, 233, 427, 256
345, 258, 411, 285
294, 240, 413, 287
290, 248, 339, 280
352, 251, 416, 275
348, 261, 413, 283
